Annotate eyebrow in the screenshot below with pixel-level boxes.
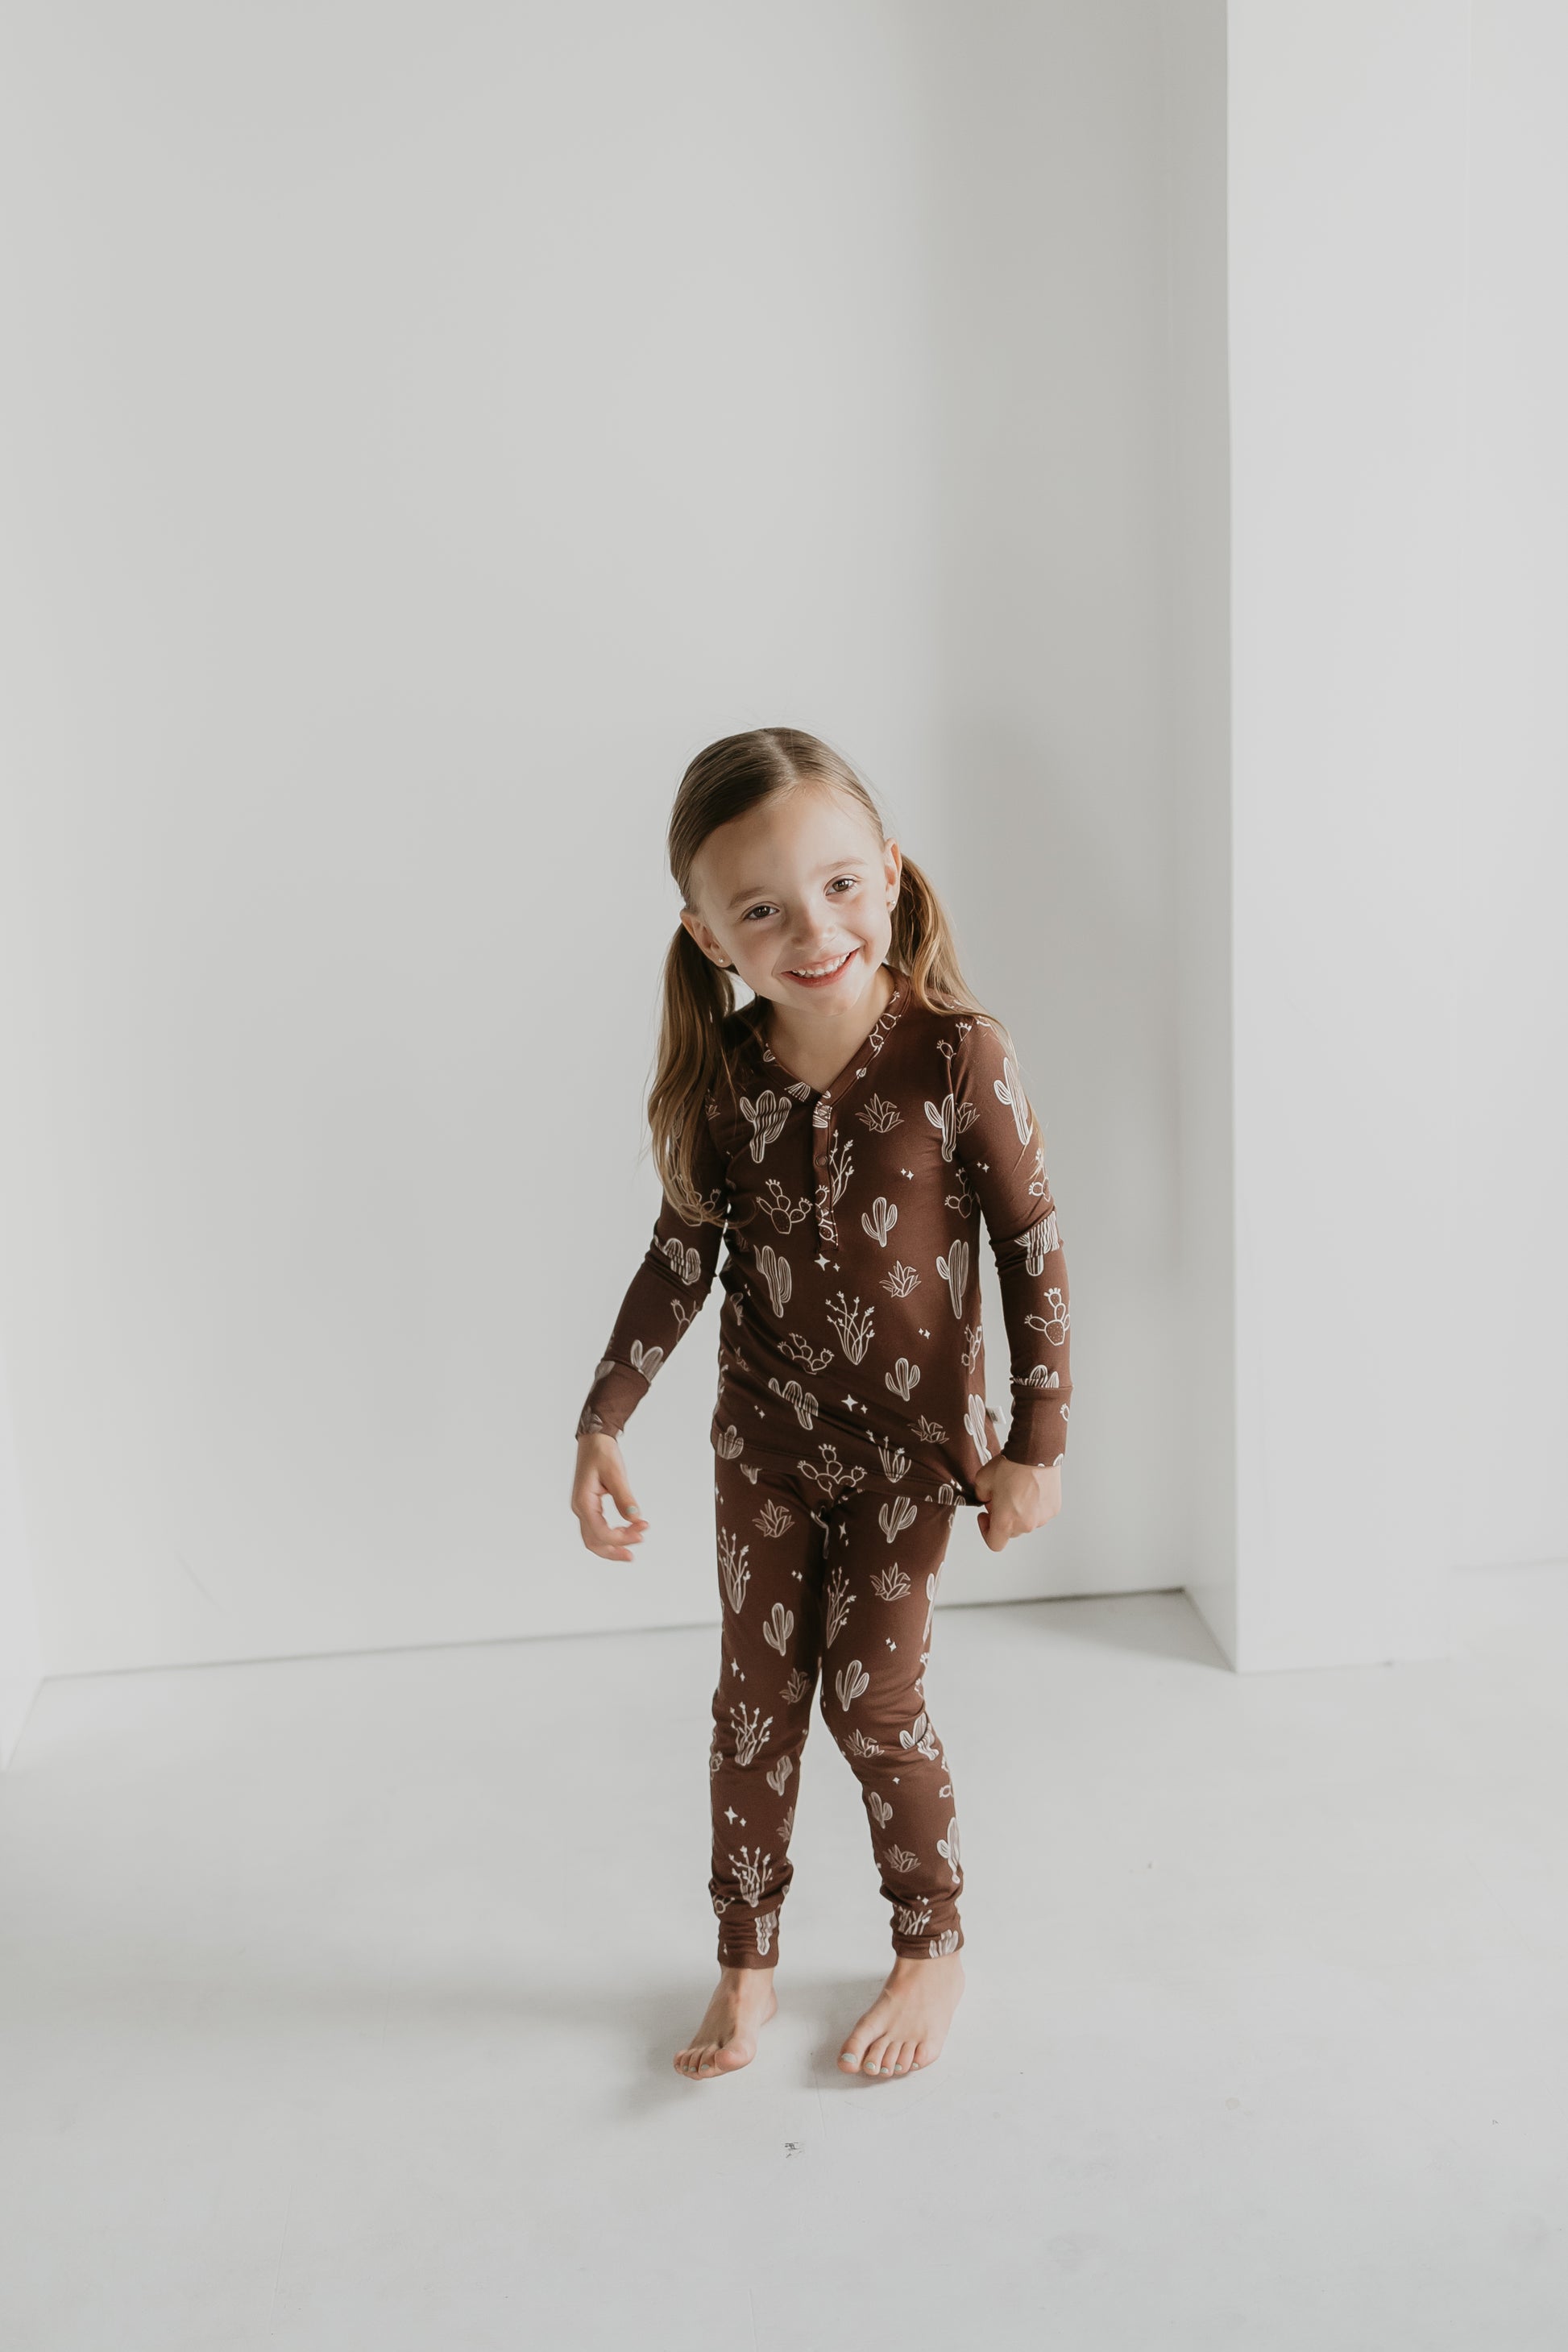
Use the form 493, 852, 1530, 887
724, 858, 870, 914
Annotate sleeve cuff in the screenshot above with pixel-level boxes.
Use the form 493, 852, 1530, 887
1000, 1388, 1069, 1468
574, 1359, 652, 1443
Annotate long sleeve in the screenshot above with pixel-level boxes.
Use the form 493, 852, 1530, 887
574, 1101, 730, 1444
949, 1014, 1072, 1468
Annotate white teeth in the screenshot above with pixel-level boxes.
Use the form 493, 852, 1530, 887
790, 951, 852, 978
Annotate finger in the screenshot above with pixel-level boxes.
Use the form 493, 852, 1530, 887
577, 1493, 638, 1562
604, 1466, 648, 1531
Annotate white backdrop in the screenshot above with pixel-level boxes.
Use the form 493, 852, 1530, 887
1, 0, 1562, 1701
0, 0, 1174, 1678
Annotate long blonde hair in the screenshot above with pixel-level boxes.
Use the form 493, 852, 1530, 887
648, 726, 1033, 1228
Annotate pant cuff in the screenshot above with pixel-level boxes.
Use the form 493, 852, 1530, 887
717, 1904, 783, 1966
890, 1919, 964, 1960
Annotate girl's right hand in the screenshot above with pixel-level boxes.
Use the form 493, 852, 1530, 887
571, 1432, 649, 1563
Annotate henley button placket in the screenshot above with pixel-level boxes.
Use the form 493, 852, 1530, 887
813, 1093, 832, 1244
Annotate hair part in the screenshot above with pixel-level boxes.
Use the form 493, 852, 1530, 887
646, 726, 1034, 1226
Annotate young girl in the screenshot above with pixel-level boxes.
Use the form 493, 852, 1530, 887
570, 728, 1072, 2084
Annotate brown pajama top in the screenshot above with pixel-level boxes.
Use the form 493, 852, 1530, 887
575, 967, 1072, 1505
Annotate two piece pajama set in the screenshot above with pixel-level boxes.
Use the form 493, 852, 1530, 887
575, 968, 1072, 1968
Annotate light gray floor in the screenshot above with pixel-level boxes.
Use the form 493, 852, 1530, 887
2, 1564, 1566, 2351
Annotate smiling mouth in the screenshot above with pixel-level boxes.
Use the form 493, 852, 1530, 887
786, 950, 856, 983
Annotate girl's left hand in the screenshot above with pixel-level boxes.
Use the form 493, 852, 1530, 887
971, 1456, 1063, 1551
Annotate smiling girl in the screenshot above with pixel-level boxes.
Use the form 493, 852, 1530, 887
570, 728, 1072, 2084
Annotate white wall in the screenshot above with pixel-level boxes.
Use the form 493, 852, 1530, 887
1220, 0, 1470, 1667
0, 1342, 44, 1763
1458, 0, 1568, 1574
0, 1, 1191, 1678
5, 1, 1558, 1695
1156, 0, 1237, 1658
908, 0, 1190, 1607
0, 0, 952, 1674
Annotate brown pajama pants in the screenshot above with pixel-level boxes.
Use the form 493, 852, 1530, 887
707, 1446, 964, 1969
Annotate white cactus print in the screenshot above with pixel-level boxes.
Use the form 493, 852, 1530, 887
857, 1092, 903, 1133
1023, 1363, 1060, 1390
782, 1666, 811, 1705
886, 1355, 921, 1402
935, 1236, 970, 1317
861, 1196, 898, 1246
778, 1800, 795, 1841
929, 1928, 961, 1956
899, 1709, 940, 1761
894, 1899, 932, 1935
762, 1602, 794, 1657
878, 1495, 917, 1545
960, 1321, 982, 1371
881, 1260, 920, 1298
963, 1393, 993, 1462
811, 1181, 839, 1247
732, 1845, 772, 1906
629, 1338, 665, 1382
835, 1659, 870, 1710
759, 1180, 813, 1232
871, 1563, 911, 1603
715, 1424, 745, 1459
719, 1529, 751, 1612
875, 1438, 911, 1483
923, 1039, 980, 1161
912, 1416, 948, 1443
824, 1290, 874, 1364
798, 1441, 866, 1496
823, 1565, 855, 1647
782, 1333, 834, 1375
1026, 1290, 1071, 1346
841, 1727, 882, 1758
766, 1375, 819, 1429
993, 1053, 1033, 1146
755, 1499, 796, 1538
754, 1243, 793, 1317
739, 1089, 791, 1161
827, 1133, 853, 1203
657, 1235, 704, 1286
936, 1818, 962, 1884
729, 1702, 773, 1767
755, 1908, 780, 1956
886, 1848, 920, 1878
865, 1789, 893, 1828
765, 1753, 794, 1794
1021, 1207, 1060, 1273
944, 1165, 979, 1222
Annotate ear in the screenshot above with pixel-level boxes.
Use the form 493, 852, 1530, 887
881, 837, 902, 910
679, 904, 728, 968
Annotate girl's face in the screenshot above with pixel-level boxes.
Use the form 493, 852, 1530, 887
681, 784, 902, 1014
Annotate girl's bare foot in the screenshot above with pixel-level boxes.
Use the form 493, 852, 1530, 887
674, 1964, 778, 2080
838, 1951, 964, 2076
